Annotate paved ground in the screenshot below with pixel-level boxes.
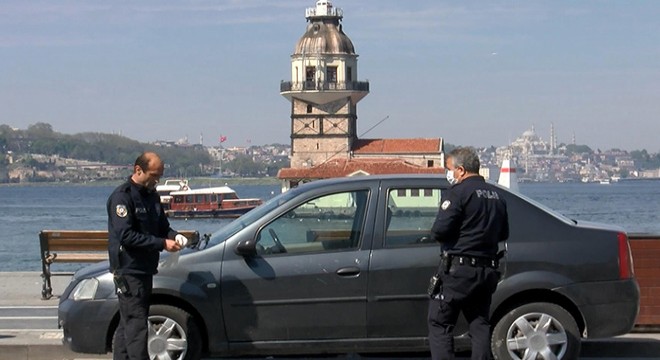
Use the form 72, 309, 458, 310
1, 272, 658, 360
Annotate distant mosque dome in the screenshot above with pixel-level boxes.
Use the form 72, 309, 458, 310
294, 1, 355, 55
522, 129, 536, 139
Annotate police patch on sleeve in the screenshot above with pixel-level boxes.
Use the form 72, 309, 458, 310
441, 200, 451, 210
116, 204, 128, 218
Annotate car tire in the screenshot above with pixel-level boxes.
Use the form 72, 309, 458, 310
149, 305, 202, 360
491, 302, 580, 360
112, 304, 202, 360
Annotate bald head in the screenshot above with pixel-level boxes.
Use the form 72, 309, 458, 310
131, 152, 164, 190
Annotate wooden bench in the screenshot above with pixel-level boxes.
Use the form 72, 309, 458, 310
39, 230, 198, 300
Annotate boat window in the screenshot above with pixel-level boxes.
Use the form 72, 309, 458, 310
196, 194, 206, 203
225, 193, 238, 200
173, 196, 183, 204
255, 189, 370, 255
185, 195, 193, 203
384, 187, 441, 248
211, 194, 218, 202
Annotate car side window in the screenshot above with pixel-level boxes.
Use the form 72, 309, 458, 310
256, 189, 369, 255
385, 187, 441, 247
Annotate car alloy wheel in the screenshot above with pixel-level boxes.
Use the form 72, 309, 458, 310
492, 302, 580, 360
147, 305, 202, 360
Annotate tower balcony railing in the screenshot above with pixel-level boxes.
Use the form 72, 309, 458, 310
306, 7, 343, 18
280, 81, 369, 92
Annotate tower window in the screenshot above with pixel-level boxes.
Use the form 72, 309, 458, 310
427, 160, 434, 167
346, 67, 353, 82
306, 67, 315, 82
327, 66, 337, 84
307, 104, 313, 113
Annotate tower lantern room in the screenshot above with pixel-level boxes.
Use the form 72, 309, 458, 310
280, 0, 370, 169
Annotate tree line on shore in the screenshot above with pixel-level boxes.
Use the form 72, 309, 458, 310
0, 123, 286, 181
1, 122, 658, 182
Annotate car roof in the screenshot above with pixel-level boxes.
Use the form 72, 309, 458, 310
292, 174, 448, 191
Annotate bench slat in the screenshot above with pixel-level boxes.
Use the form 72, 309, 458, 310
50, 253, 108, 262
45, 240, 108, 252
40, 230, 109, 240
47, 245, 108, 252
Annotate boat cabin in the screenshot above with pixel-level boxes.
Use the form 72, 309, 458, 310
167, 186, 262, 218
156, 179, 190, 210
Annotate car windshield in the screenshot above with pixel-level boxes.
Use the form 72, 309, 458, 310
205, 188, 302, 247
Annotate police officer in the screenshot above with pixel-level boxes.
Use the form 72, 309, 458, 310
428, 147, 509, 360
107, 152, 188, 360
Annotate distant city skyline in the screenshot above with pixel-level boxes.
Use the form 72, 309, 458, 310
2, 0, 659, 151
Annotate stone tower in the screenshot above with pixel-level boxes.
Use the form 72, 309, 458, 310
280, 0, 369, 169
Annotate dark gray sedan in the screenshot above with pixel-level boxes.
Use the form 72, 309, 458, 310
58, 175, 639, 360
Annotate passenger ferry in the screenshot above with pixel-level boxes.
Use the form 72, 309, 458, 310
156, 179, 190, 210
166, 186, 262, 218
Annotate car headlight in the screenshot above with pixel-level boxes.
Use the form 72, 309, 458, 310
69, 278, 99, 301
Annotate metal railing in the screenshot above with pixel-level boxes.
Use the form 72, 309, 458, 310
280, 81, 369, 92
306, 7, 343, 18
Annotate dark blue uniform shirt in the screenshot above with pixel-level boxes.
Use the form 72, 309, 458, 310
431, 176, 509, 259
107, 179, 177, 275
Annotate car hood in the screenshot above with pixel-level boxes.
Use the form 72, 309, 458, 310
157, 245, 221, 273
73, 260, 111, 280
71, 246, 216, 281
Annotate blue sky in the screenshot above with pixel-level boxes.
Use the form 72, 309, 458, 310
1, 0, 659, 151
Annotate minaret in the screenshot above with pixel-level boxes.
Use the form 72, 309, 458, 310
280, 0, 369, 169
550, 122, 556, 154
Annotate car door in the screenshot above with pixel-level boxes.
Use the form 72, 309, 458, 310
221, 185, 376, 342
367, 179, 444, 338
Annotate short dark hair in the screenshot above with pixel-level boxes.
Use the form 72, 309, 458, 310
448, 147, 480, 173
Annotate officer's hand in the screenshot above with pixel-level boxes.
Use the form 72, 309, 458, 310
164, 239, 182, 252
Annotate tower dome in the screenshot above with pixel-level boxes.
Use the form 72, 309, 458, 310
294, 0, 355, 55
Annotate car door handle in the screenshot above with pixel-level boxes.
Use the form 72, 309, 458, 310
336, 266, 361, 277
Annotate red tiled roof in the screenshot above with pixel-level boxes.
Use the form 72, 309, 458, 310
278, 158, 444, 180
352, 138, 442, 154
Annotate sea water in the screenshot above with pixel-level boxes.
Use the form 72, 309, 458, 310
0, 181, 657, 272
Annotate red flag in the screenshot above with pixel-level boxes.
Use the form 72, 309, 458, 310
219, 135, 227, 143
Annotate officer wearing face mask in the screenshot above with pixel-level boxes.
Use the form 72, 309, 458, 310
428, 147, 509, 360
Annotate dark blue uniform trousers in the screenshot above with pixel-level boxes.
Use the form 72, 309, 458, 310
113, 274, 153, 360
428, 265, 499, 360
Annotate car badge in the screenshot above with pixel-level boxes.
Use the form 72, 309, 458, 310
116, 204, 128, 218
441, 200, 451, 210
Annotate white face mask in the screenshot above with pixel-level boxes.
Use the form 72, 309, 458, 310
446, 170, 458, 185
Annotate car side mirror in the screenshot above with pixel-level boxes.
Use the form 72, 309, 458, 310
235, 238, 257, 257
